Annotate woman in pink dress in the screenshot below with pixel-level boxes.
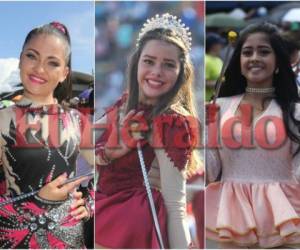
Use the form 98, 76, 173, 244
206, 22, 300, 248
95, 13, 202, 249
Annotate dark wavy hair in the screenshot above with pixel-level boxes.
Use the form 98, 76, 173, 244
219, 22, 300, 151
21, 22, 72, 103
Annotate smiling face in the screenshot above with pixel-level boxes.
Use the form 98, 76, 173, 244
240, 32, 276, 88
20, 33, 69, 104
137, 39, 181, 105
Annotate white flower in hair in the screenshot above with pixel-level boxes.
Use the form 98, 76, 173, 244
137, 13, 192, 51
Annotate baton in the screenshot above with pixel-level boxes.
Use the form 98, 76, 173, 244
212, 31, 238, 103
137, 142, 165, 249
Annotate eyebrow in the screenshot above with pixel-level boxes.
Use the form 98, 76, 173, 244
242, 45, 272, 50
25, 48, 61, 61
142, 54, 177, 63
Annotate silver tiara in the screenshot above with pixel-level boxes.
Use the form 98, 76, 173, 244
137, 13, 192, 51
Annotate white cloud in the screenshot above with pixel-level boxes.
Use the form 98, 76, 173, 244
0, 58, 21, 94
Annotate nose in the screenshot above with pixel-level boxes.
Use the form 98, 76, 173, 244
250, 51, 259, 62
151, 64, 163, 77
33, 61, 45, 74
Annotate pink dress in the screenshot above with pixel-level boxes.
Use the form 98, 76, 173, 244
95, 95, 192, 248
206, 94, 300, 248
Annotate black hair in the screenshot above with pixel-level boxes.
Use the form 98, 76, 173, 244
219, 22, 300, 152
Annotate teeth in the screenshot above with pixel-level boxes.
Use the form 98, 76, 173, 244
249, 66, 262, 70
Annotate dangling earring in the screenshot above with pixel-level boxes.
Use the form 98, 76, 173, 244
275, 68, 279, 74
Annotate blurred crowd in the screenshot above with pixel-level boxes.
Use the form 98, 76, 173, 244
95, 1, 204, 119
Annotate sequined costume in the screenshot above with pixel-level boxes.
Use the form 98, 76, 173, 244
95, 95, 193, 248
206, 94, 300, 248
0, 97, 94, 249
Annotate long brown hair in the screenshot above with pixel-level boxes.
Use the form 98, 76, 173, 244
126, 28, 196, 117
126, 28, 201, 176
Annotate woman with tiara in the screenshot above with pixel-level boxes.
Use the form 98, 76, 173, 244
95, 13, 202, 248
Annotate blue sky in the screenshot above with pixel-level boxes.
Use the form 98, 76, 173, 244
0, 1, 94, 74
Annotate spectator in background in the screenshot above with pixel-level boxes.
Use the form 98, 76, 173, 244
281, 27, 300, 93
205, 33, 225, 101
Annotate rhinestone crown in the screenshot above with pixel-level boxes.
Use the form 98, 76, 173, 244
137, 13, 192, 51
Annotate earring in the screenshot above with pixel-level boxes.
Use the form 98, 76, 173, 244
275, 68, 279, 74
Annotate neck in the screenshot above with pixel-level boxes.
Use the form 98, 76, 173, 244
245, 86, 275, 95
139, 100, 156, 106
209, 50, 219, 57
243, 92, 273, 108
138, 94, 157, 106
23, 92, 57, 106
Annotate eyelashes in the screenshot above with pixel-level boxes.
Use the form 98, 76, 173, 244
143, 59, 154, 65
24, 52, 61, 67
142, 59, 177, 69
241, 49, 273, 57
48, 61, 60, 67
25, 52, 36, 60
